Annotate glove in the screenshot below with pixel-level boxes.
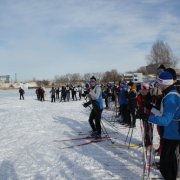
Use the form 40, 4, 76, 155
81, 93, 86, 97
136, 110, 149, 121
83, 101, 91, 108
141, 113, 149, 121
83, 102, 89, 108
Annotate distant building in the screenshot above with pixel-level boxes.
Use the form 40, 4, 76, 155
123, 73, 143, 83
0, 75, 10, 83
143, 74, 156, 82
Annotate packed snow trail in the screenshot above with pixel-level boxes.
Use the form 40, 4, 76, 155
0, 89, 162, 179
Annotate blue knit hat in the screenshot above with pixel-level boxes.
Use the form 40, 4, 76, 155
85, 82, 90, 89
157, 71, 173, 85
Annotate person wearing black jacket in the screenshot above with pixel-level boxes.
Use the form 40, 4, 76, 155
50, 87, 56, 103
19, 87, 25, 100
126, 82, 137, 128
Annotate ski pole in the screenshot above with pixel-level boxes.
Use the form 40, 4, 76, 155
102, 116, 126, 135
128, 127, 134, 149
140, 119, 148, 180
110, 103, 117, 124
147, 123, 154, 178
125, 126, 131, 144
101, 121, 114, 144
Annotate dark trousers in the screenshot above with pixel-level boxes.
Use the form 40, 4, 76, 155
160, 139, 180, 180
20, 94, 24, 100
56, 93, 59, 99
129, 107, 136, 126
79, 93, 81, 100
51, 95, 55, 102
40, 95, 44, 101
88, 109, 103, 135
72, 93, 77, 101
60, 94, 66, 102
121, 104, 130, 124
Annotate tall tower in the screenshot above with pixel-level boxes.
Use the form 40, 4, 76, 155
15, 73, 17, 83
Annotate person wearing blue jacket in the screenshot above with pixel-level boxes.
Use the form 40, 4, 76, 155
118, 82, 130, 126
83, 76, 103, 139
148, 71, 180, 180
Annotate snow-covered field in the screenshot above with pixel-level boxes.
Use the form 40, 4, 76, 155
0, 89, 162, 180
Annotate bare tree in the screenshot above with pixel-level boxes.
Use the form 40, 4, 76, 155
147, 40, 179, 66
35, 80, 50, 87
93, 72, 104, 82
59, 75, 69, 84
136, 66, 148, 75
110, 69, 122, 82
54, 75, 61, 86
102, 69, 121, 83
102, 71, 111, 83
70, 73, 81, 84
83, 73, 92, 82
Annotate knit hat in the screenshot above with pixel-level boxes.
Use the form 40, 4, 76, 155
85, 82, 90, 89
157, 71, 173, 86
157, 64, 166, 75
90, 76, 96, 82
165, 68, 177, 80
141, 82, 150, 90
157, 64, 166, 70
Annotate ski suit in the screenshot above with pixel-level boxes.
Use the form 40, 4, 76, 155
148, 85, 180, 180
87, 85, 103, 135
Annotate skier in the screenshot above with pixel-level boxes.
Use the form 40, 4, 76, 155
83, 76, 103, 139
148, 71, 180, 180
126, 82, 137, 128
136, 83, 153, 148
66, 85, 70, 101
56, 88, 60, 99
118, 82, 129, 126
72, 86, 77, 101
78, 85, 82, 100
50, 87, 56, 103
39, 87, 45, 101
60, 86, 66, 102
104, 84, 111, 109
19, 87, 25, 100
35, 87, 40, 100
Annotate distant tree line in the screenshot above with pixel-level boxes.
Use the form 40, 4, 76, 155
32, 69, 122, 87
53, 69, 122, 86
33, 40, 179, 87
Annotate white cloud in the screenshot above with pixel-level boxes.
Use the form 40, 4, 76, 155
0, 0, 179, 80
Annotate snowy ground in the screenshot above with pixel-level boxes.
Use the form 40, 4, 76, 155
0, 89, 162, 180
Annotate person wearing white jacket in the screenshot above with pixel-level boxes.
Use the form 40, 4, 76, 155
83, 76, 103, 139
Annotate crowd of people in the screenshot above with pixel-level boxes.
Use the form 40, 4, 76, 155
82, 65, 180, 180
100, 65, 180, 180
34, 85, 83, 103
18, 64, 180, 180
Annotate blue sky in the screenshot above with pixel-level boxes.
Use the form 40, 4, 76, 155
0, 0, 180, 81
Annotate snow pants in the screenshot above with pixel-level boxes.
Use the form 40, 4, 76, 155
20, 94, 24, 100
51, 95, 55, 102
121, 104, 130, 124
88, 108, 102, 135
160, 139, 180, 180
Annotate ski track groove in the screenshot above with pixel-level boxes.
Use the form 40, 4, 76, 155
0, 90, 162, 179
